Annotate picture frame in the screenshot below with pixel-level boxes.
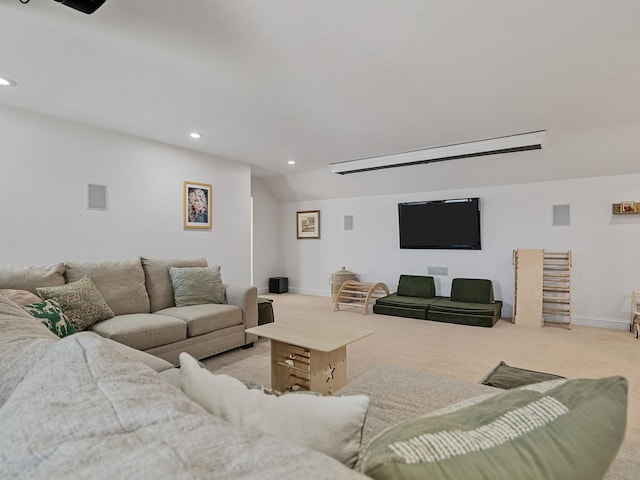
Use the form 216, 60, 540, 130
184, 181, 212, 229
621, 201, 636, 214
296, 210, 321, 239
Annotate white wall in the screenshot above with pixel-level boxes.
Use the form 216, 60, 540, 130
262, 122, 640, 204
251, 178, 282, 293
279, 174, 640, 330
4, 105, 639, 330
0, 106, 252, 285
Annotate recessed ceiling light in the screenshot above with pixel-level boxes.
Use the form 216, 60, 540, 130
288, 160, 296, 165
189, 132, 203, 139
0, 77, 17, 87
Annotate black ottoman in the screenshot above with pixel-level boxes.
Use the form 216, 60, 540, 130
258, 297, 274, 325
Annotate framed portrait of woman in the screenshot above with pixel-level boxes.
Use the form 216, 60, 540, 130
184, 181, 212, 229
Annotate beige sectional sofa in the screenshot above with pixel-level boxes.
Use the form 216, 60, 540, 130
0, 295, 632, 479
0, 256, 258, 364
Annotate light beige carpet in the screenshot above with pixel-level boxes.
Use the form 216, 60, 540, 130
203, 293, 639, 479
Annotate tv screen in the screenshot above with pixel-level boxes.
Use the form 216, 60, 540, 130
398, 197, 481, 250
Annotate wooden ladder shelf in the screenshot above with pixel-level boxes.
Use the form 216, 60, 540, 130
513, 249, 572, 329
542, 251, 572, 329
334, 280, 389, 315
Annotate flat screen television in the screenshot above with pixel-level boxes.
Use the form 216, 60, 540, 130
398, 197, 481, 250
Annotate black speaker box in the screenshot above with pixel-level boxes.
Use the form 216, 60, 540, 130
269, 277, 288, 294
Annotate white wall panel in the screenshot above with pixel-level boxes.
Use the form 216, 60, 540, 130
279, 174, 640, 330
0, 106, 251, 285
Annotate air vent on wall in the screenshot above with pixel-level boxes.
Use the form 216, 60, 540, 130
328, 130, 547, 175
88, 184, 108, 210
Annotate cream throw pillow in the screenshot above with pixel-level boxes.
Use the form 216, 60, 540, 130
179, 352, 369, 467
169, 266, 225, 306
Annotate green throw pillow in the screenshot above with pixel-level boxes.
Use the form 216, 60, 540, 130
169, 266, 225, 306
37, 276, 114, 331
481, 361, 565, 389
358, 376, 628, 480
22, 298, 77, 338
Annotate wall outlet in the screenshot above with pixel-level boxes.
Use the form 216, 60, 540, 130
428, 266, 448, 276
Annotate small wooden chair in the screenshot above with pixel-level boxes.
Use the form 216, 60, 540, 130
632, 290, 640, 339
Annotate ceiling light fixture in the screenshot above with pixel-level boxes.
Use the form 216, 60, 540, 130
328, 130, 547, 175
287, 160, 296, 165
189, 132, 203, 139
0, 77, 17, 87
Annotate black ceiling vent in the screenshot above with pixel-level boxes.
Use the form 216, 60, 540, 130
328, 130, 547, 175
54, 0, 107, 14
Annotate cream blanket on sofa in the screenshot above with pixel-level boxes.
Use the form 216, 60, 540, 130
0, 332, 365, 479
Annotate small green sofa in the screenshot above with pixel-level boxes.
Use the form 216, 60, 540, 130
372, 275, 441, 320
373, 275, 502, 327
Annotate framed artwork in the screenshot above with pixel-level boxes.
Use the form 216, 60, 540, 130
296, 210, 321, 239
184, 181, 212, 229
621, 201, 636, 213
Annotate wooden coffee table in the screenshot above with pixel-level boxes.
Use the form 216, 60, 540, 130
246, 320, 373, 394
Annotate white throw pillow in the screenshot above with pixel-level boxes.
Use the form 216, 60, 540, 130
179, 352, 369, 467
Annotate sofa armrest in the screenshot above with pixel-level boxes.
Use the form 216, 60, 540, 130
225, 285, 258, 343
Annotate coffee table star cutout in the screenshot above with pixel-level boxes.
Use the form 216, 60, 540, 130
285, 353, 297, 367
323, 363, 336, 382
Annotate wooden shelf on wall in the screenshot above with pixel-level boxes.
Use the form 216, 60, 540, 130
612, 202, 640, 214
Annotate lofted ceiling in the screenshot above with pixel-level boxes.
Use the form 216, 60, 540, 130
1, 1, 640, 198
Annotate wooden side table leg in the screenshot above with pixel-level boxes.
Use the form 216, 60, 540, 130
308, 346, 347, 395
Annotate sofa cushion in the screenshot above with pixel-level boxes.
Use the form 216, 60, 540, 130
0, 263, 65, 293
99, 336, 176, 374
450, 278, 495, 304
141, 257, 208, 312
372, 304, 429, 320
64, 257, 150, 315
169, 266, 226, 306
88, 313, 187, 351
157, 303, 242, 337
396, 275, 436, 298
429, 298, 501, 315
336, 365, 499, 450
0, 295, 58, 407
357, 376, 628, 480
375, 293, 440, 309
480, 361, 565, 390
426, 309, 500, 328
0, 289, 42, 305
179, 352, 370, 468
37, 276, 115, 331
22, 299, 77, 338
0, 333, 365, 479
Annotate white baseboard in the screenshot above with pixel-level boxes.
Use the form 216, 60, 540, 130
256, 287, 331, 297
572, 315, 631, 331
254, 291, 632, 332
288, 287, 330, 297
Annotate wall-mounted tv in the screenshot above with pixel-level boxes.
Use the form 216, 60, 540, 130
398, 197, 481, 250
